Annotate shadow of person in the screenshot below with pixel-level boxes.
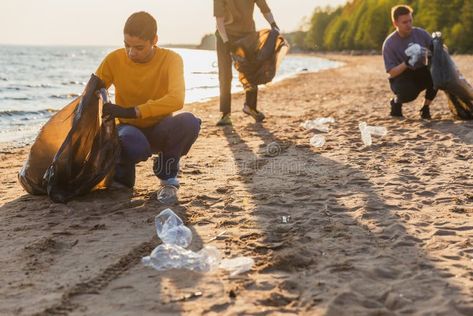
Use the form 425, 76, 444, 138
217, 122, 472, 314
0, 182, 204, 315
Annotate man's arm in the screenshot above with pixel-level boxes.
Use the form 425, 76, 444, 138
216, 17, 229, 43
256, 0, 279, 30
388, 62, 409, 78
136, 54, 185, 118
263, 12, 279, 31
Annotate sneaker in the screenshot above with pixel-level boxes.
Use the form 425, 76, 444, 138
420, 105, 431, 119
157, 185, 178, 204
216, 113, 232, 126
390, 99, 403, 117
243, 104, 265, 122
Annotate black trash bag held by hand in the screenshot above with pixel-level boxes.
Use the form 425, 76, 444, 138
430, 32, 473, 119
18, 74, 120, 202
232, 29, 289, 90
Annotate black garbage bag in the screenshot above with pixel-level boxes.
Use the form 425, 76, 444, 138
430, 32, 473, 119
232, 29, 289, 90
18, 74, 120, 203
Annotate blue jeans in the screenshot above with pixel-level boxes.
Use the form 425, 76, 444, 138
114, 112, 201, 187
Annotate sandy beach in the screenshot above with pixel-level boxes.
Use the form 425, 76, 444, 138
1, 55, 473, 315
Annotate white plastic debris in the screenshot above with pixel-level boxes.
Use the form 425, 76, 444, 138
142, 244, 221, 272
310, 134, 326, 147
143, 208, 254, 275
359, 122, 388, 146
301, 117, 335, 133
405, 43, 428, 67
155, 208, 192, 248
220, 257, 255, 276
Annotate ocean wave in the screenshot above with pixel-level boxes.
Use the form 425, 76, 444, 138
0, 109, 56, 119
50, 93, 79, 99
1, 96, 32, 101
62, 80, 86, 86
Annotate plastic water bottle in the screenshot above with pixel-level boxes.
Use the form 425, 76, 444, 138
157, 185, 178, 204
359, 122, 387, 146
142, 244, 221, 272
310, 134, 326, 147
301, 117, 335, 132
220, 257, 255, 276
155, 208, 192, 248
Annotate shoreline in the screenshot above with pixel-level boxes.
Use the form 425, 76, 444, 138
0, 54, 344, 151
1, 55, 473, 315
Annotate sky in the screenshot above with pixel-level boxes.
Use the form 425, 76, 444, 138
0, 0, 347, 46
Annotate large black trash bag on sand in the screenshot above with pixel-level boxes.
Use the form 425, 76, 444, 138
18, 74, 120, 203
232, 29, 289, 89
430, 32, 473, 119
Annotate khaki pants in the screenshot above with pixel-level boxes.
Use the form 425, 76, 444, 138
216, 33, 258, 114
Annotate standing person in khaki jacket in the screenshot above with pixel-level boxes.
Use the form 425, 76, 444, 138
214, 0, 279, 126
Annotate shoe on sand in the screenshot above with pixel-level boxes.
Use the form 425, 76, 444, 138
243, 104, 265, 122
216, 113, 232, 126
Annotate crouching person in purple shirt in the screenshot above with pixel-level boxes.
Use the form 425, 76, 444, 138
382, 5, 437, 119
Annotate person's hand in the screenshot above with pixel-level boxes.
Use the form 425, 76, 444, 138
224, 40, 237, 53
270, 22, 280, 33
404, 55, 414, 68
103, 103, 137, 118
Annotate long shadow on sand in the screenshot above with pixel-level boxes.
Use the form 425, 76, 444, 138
0, 185, 204, 315
217, 122, 472, 315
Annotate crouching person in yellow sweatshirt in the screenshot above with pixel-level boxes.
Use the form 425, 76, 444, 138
96, 11, 201, 202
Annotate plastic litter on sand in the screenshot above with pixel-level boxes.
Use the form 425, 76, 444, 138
359, 122, 388, 146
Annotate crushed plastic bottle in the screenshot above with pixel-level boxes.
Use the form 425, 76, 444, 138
157, 185, 178, 204
310, 134, 326, 147
144, 208, 254, 275
359, 122, 388, 146
142, 244, 221, 272
405, 43, 428, 67
301, 117, 335, 133
220, 257, 255, 276
155, 208, 192, 248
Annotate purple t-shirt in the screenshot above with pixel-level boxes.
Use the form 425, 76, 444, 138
382, 27, 432, 72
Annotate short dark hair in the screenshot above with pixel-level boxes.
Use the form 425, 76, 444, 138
391, 5, 413, 22
124, 11, 157, 41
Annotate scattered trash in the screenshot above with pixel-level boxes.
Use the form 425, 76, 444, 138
301, 117, 335, 133
143, 208, 254, 275
208, 230, 228, 242
155, 208, 192, 248
142, 244, 221, 272
310, 134, 326, 147
359, 122, 388, 146
281, 215, 291, 224
170, 291, 203, 303
405, 43, 428, 67
220, 257, 255, 276
157, 185, 178, 204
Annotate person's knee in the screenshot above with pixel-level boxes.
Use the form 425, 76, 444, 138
396, 90, 420, 103
177, 112, 201, 138
118, 127, 152, 162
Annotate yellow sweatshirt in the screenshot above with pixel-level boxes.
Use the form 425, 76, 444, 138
95, 47, 185, 128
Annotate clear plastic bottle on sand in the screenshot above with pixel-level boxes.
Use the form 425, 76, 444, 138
157, 185, 178, 204
155, 208, 192, 248
220, 257, 255, 276
142, 244, 221, 272
359, 122, 387, 146
310, 134, 326, 147
301, 117, 335, 133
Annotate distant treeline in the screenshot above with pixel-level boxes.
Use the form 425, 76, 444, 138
286, 0, 473, 53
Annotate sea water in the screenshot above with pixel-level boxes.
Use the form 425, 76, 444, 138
0, 45, 341, 145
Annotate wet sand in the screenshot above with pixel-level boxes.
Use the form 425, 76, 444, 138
1, 55, 473, 315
